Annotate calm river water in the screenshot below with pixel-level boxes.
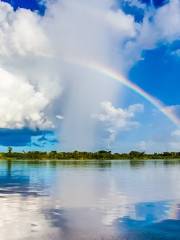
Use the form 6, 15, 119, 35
0, 159, 180, 240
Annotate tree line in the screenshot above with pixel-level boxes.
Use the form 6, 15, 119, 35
1, 148, 180, 160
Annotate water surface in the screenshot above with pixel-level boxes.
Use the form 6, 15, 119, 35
0, 159, 180, 240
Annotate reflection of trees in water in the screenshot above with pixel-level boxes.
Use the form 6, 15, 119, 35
2, 159, 180, 171
163, 159, 180, 166
129, 160, 145, 168
14, 159, 113, 169
7, 160, 12, 177
52, 160, 112, 168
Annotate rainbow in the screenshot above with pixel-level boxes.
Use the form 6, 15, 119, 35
66, 58, 180, 126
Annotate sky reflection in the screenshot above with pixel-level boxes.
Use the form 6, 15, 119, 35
0, 160, 180, 239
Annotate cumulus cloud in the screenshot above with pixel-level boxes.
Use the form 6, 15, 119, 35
0, 68, 51, 129
123, 0, 180, 66
0, 3, 49, 57
154, 0, 180, 41
0, 1, 61, 130
0, 0, 138, 150
42, 0, 138, 150
94, 101, 144, 145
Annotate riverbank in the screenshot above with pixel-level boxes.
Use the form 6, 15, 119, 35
0, 150, 180, 161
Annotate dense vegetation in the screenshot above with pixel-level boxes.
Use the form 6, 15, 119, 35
1, 148, 180, 160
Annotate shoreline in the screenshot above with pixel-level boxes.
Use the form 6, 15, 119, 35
0, 149, 180, 161
1, 158, 180, 161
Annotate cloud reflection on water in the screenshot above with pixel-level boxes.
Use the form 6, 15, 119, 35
0, 160, 180, 239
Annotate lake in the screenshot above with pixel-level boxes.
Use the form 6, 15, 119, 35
0, 159, 180, 240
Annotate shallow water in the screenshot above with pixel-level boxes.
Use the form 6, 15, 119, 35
0, 159, 180, 240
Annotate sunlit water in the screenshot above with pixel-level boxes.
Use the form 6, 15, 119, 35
0, 160, 180, 240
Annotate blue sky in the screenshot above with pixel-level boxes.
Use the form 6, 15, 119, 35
2, 0, 45, 13
0, 0, 179, 152
129, 43, 180, 105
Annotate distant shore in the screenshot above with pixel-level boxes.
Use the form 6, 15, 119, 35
0, 149, 180, 160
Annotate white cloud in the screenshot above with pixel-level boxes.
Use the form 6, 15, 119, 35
56, 115, 64, 120
94, 101, 144, 144
123, 0, 180, 66
136, 127, 180, 153
0, 3, 49, 57
43, 0, 137, 150
0, 0, 138, 150
171, 129, 180, 137
0, 68, 51, 129
0, 2, 60, 130
154, 0, 180, 41
121, 0, 146, 10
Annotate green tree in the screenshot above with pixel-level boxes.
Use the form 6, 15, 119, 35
8, 146, 13, 154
